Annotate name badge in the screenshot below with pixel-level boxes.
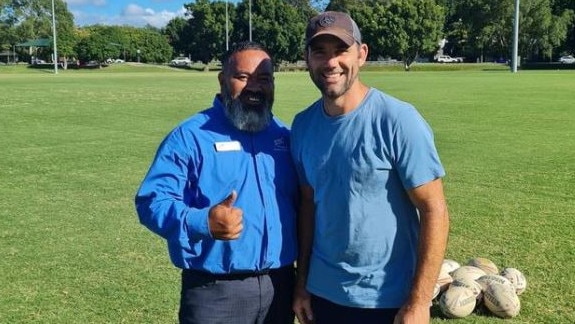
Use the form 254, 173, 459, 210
215, 141, 242, 152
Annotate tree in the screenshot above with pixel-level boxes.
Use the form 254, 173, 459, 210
321, 0, 443, 70
325, 0, 367, 12
285, 0, 318, 28
75, 26, 119, 64
181, 0, 231, 69
75, 25, 172, 64
52, 0, 76, 68
519, 0, 574, 61
163, 16, 189, 57
137, 28, 173, 63
233, 0, 308, 64
449, 0, 574, 62
380, 0, 444, 70
339, 1, 388, 61
0, 0, 76, 66
551, 0, 575, 55
0, 1, 20, 52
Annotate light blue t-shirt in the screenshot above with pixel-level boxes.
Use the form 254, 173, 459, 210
290, 88, 445, 308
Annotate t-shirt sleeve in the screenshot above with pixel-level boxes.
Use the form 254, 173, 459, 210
393, 106, 445, 190
289, 116, 310, 187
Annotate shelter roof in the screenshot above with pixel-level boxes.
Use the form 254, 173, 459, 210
16, 38, 51, 47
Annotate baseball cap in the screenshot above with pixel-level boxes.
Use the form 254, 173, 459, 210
305, 11, 362, 47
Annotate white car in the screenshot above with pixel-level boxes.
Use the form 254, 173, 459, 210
436, 55, 461, 63
170, 57, 191, 66
105, 58, 125, 64
559, 55, 575, 64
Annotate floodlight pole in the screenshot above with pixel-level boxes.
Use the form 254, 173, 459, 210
249, 0, 252, 41
511, 0, 520, 73
226, 0, 229, 51
51, 0, 58, 74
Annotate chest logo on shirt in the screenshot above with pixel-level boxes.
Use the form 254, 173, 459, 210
214, 141, 242, 152
274, 137, 289, 151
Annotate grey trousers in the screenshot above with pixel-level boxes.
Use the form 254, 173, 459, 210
179, 266, 295, 324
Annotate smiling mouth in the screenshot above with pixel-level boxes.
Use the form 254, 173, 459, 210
322, 71, 343, 81
240, 92, 265, 106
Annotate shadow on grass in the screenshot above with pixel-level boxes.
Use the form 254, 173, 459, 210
169, 64, 222, 72
26, 64, 59, 73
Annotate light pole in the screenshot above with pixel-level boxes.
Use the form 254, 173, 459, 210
51, 0, 58, 74
137, 49, 141, 63
511, 0, 520, 73
226, 0, 229, 51
249, 0, 252, 41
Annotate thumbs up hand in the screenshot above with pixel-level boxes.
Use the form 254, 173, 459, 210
208, 190, 243, 240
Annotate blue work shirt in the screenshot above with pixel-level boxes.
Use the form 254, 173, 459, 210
135, 96, 298, 273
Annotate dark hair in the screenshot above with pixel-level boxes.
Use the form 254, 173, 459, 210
221, 41, 271, 72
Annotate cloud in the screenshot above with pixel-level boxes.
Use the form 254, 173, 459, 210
65, 0, 106, 6
121, 4, 184, 28
122, 4, 150, 16
68, 2, 185, 28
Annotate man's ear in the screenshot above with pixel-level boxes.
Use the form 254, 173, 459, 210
218, 71, 224, 87
358, 43, 369, 67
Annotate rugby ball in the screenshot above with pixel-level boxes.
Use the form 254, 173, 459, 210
500, 267, 527, 295
476, 274, 513, 292
439, 286, 477, 318
437, 268, 453, 291
483, 282, 521, 318
468, 257, 499, 275
442, 259, 461, 274
451, 277, 482, 299
451, 265, 486, 282
432, 282, 441, 301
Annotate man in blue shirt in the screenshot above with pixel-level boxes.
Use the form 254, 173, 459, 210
291, 12, 450, 324
135, 42, 298, 324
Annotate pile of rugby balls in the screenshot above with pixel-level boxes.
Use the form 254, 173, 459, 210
434, 257, 527, 319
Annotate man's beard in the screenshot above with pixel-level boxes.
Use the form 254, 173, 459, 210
221, 85, 273, 133
310, 68, 356, 100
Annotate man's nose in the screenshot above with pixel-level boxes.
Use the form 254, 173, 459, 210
245, 77, 266, 91
324, 54, 340, 68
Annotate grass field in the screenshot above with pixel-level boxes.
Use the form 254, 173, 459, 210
1, 63, 574, 323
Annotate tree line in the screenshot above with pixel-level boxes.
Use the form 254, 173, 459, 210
1, 0, 573, 70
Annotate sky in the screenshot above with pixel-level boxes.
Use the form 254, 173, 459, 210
63, 0, 190, 28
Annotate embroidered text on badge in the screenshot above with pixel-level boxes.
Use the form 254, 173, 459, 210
214, 141, 242, 152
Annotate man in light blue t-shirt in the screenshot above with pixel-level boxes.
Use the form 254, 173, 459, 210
291, 11, 450, 324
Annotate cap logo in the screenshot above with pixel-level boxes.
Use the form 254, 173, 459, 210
318, 15, 336, 27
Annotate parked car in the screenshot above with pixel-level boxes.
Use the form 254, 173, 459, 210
105, 58, 125, 64
170, 57, 191, 66
81, 60, 102, 68
558, 55, 575, 64
436, 55, 461, 63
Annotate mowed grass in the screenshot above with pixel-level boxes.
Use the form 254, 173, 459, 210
1, 64, 574, 323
